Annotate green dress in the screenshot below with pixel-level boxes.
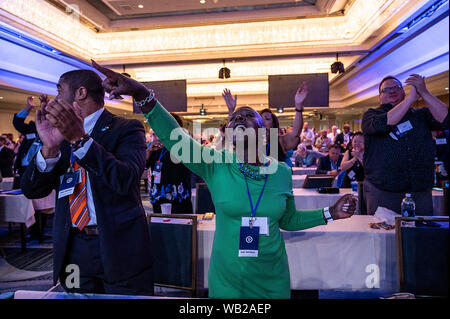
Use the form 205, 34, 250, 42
145, 102, 326, 299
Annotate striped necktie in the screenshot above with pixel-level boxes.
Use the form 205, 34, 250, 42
68, 161, 90, 230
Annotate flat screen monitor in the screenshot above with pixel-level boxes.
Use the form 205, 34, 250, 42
134, 80, 187, 113
268, 73, 329, 108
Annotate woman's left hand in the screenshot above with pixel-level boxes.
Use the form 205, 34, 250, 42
330, 194, 357, 220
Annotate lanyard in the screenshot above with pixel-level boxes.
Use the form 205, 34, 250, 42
330, 160, 338, 170
240, 163, 268, 220
69, 147, 76, 172
158, 148, 168, 162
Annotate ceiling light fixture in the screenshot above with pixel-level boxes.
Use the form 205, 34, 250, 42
218, 59, 230, 79
331, 53, 345, 74
138, 4, 144, 9
200, 0, 206, 4
200, 104, 207, 115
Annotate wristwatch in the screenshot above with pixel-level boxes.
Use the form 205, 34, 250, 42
323, 206, 333, 223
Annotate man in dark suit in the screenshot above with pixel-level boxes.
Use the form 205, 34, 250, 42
21, 69, 153, 295
0, 136, 15, 177
335, 124, 353, 153
315, 144, 343, 176
13, 96, 41, 177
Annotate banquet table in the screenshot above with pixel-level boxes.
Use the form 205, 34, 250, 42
191, 188, 445, 216
292, 175, 307, 188
0, 177, 14, 190
293, 188, 445, 216
153, 215, 399, 294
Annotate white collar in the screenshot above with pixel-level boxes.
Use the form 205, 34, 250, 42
84, 108, 105, 135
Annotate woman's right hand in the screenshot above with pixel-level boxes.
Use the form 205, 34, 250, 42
91, 60, 150, 101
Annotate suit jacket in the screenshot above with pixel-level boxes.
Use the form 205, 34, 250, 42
0, 146, 15, 177
335, 131, 353, 152
315, 154, 343, 175
21, 110, 153, 284
13, 113, 37, 175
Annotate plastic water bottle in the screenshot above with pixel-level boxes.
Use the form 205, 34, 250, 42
401, 193, 416, 217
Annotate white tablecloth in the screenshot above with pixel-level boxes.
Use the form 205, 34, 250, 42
187, 215, 398, 292
294, 188, 445, 215
0, 193, 35, 227
292, 175, 306, 188
0, 177, 14, 190
292, 167, 317, 175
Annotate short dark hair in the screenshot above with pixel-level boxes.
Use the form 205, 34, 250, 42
353, 131, 363, 138
379, 76, 402, 93
259, 108, 280, 129
60, 70, 105, 105
329, 144, 340, 151
0, 136, 6, 143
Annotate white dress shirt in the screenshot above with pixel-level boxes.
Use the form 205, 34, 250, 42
36, 107, 105, 227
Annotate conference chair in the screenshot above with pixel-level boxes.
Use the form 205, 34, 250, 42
395, 216, 449, 297
148, 213, 198, 297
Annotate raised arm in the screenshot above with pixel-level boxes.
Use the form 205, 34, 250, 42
280, 82, 306, 152
91, 60, 221, 181
222, 88, 237, 122
406, 74, 448, 124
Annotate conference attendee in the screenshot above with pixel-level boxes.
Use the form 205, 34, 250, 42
314, 129, 333, 153
146, 113, 193, 215
327, 125, 339, 144
13, 96, 43, 177
340, 131, 365, 188
362, 74, 448, 215
92, 61, 357, 299
222, 83, 307, 166
0, 136, 15, 177
21, 69, 154, 295
300, 122, 315, 150
294, 144, 324, 167
433, 130, 449, 185
315, 144, 343, 176
335, 124, 353, 153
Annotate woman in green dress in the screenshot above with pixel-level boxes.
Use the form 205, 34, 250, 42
92, 61, 357, 299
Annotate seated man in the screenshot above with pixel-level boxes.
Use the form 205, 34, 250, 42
314, 129, 333, 153
294, 144, 324, 167
315, 144, 343, 176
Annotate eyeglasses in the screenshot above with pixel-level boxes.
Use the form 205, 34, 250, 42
380, 84, 403, 94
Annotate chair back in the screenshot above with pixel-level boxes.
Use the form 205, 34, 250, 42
395, 216, 449, 297
148, 214, 198, 296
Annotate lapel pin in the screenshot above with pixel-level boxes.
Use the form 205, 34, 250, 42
101, 126, 110, 132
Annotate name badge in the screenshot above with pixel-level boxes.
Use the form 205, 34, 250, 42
153, 161, 162, 184
347, 170, 356, 180
436, 138, 447, 145
242, 217, 269, 236
397, 120, 413, 134
26, 133, 36, 140
238, 226, 259, 258
58, 170, 80, 198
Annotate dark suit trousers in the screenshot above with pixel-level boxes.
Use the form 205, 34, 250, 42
363, 180, 433, 216
59, 230, 154, 296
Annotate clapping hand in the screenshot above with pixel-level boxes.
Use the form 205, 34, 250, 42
44, 98, 85, 144
405, 74, 427, 96
222, 88, 237, 115
329, 194, 357, 220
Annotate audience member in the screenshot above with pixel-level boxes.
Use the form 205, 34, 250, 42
340, 131, 365, 188
362, 74, 448, 215
316, 144, 343, 176
21, 69, 154, 295
93, 60, 356, 299
222, 83, 307, 166
294, 144, 324, 167
327, 125, 339, 144
300, 121, 315, 150
335, 124, 353, 153
0, 136, 15, 177
314, 129, 333, 153
146, 113, 193, 214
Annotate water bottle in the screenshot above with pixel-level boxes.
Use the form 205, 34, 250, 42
401, 193, 416, 217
